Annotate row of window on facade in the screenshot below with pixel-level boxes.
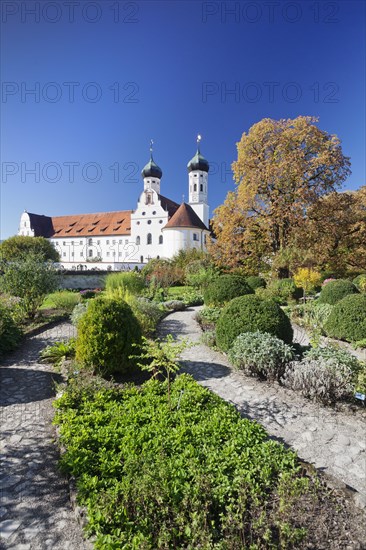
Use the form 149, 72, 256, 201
191, 183, 205, 192
59, 238, 129, 246
136, 234, 163, 245
62, 250, 129, 258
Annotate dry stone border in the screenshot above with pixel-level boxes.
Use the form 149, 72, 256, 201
0, 323, 87, 550
158, 307, 366, 509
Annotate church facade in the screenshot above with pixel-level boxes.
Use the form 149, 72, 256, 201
18, 143, 210, 270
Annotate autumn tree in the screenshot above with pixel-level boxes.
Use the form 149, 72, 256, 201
0, 235, 59, 262
209, 117, 351, 277
293, 187, 366, 275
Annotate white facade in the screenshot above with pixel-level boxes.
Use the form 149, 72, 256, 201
18, 145, 210, 270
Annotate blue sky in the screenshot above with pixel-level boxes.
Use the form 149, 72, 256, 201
1, 0, 365, 239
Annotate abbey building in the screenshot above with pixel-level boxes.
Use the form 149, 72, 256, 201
18, 143, 210, 270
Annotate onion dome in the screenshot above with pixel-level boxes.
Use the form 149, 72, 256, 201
141, 155, 162, 179
187, 140, 209, 173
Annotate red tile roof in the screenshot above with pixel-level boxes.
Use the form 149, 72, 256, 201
28, 211, 132, 237
163, 203, 208, 230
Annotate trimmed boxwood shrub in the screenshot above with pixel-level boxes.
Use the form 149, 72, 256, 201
0, 305, 22, 357
203, 275, 253, 306
318, 279, 358, 305
245, 275, 266, 290
75, 297, 142, 376
216, 295, 293, 351
353, 274, 366, 292
324, 294, 366, 342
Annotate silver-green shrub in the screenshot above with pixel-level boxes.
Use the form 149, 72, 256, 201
70, 301, 89, 326
228, 331, 294, 381
200, 329, 216, 348
282, 346, 361, 403
162, 300, 186, 311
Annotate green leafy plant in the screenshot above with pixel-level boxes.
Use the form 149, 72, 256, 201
105, 271, 145, 295
228, 331, 294, 381
76, 296, 142, 376
200, 329, 216, 348
70, 301, 90, 326
256, 278, 302, 305
318, 279, 359, 305
54, 374, 312, 549
195, 306, 222, 331
130, 334, 190, 407
216, 295, 293, 351
325, 294, 366, 342
43, 290, 80, 313
40, 338, 76, 367
0, 304, 23, 357
353, 274, 366, 292
203, 275, 253, 306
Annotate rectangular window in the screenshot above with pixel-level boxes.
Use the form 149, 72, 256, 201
80, 240, 82, 245
71, 252, 74, 257
107, 252, 110, 257
112, 240, 116, 245
97, 240, 100, 245
63, 241, 66, 246
193, 233, 199, 241
119, 239, 122, 244
113, 251, 115, 256
106, 240, 109, 245
63, 252, 66, 257
88, 250, 93, 258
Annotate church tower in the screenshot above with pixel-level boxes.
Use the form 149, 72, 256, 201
141, 140, 162, 195
187, 135, 209, 228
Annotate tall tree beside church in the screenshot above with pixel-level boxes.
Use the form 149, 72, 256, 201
296, 186, 366, 274
209, 117, 351, 276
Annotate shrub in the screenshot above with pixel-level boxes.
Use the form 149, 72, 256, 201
75, 297, 142, 376
355, 366, 366, 394
293, 268, 322, 297
0, 254, 59, 317
282, 346, 362, 403
185, 265, 218, 290
256, 278, 302, 305
245, 275, 266, 291
105, 272, 145, 295
79, 288, 101, 299
318, 279, 358, 305
162, 300, 185, 311
128, 297, 165, 335
200, 329, 216, 348
0, 305, 23, 357
324, 294, 366, 342
45, 290, 80, 313
353, 274, 366, 292
204, 275, 253, 306
228, 332, 294, 381
216, 295, 293, 351
70, 301, 90, 326
195, 306, 222, 330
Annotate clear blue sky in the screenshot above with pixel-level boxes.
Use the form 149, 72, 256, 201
1, 0, 365, 239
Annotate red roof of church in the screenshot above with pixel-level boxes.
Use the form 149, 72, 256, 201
163, 203, 208, 230
28, 211, 132, 237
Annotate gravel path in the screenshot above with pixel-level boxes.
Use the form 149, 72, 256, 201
0, 323, 87, 549
158, 307, 366, 507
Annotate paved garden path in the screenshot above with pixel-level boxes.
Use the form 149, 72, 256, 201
0, 323, 87, 550
158, 307, 366, 507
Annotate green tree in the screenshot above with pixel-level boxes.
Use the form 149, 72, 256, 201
0, 235, 59, 262
0, 254, 59, 317
209, 117, 351, 277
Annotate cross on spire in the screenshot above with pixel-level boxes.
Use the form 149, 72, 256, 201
196, 134, 202, 152
149, 139, 154, 158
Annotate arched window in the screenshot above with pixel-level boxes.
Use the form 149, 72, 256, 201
136, 236, 140, 245
88, 238, 92, 245
147, 233, 152, 245
140, 255, 144, 263
200, 183, 203, 192
159, 235, 163, 244
193, 183, 197, 192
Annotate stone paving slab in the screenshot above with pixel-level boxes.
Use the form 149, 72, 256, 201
158, 307, 366, 501
0, 323, 87, 549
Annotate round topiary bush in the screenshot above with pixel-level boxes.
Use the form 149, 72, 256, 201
216, 295, 293, 351
245, 276, 266, 291
324, 294, 366, 342
353, 274, 366, 292
203, 275, 253, 306
76, 297, 142, 376
318, 279, 358, 305
0, 305, 22, 357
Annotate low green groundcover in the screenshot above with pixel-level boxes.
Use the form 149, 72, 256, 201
54, 374, 311, 549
